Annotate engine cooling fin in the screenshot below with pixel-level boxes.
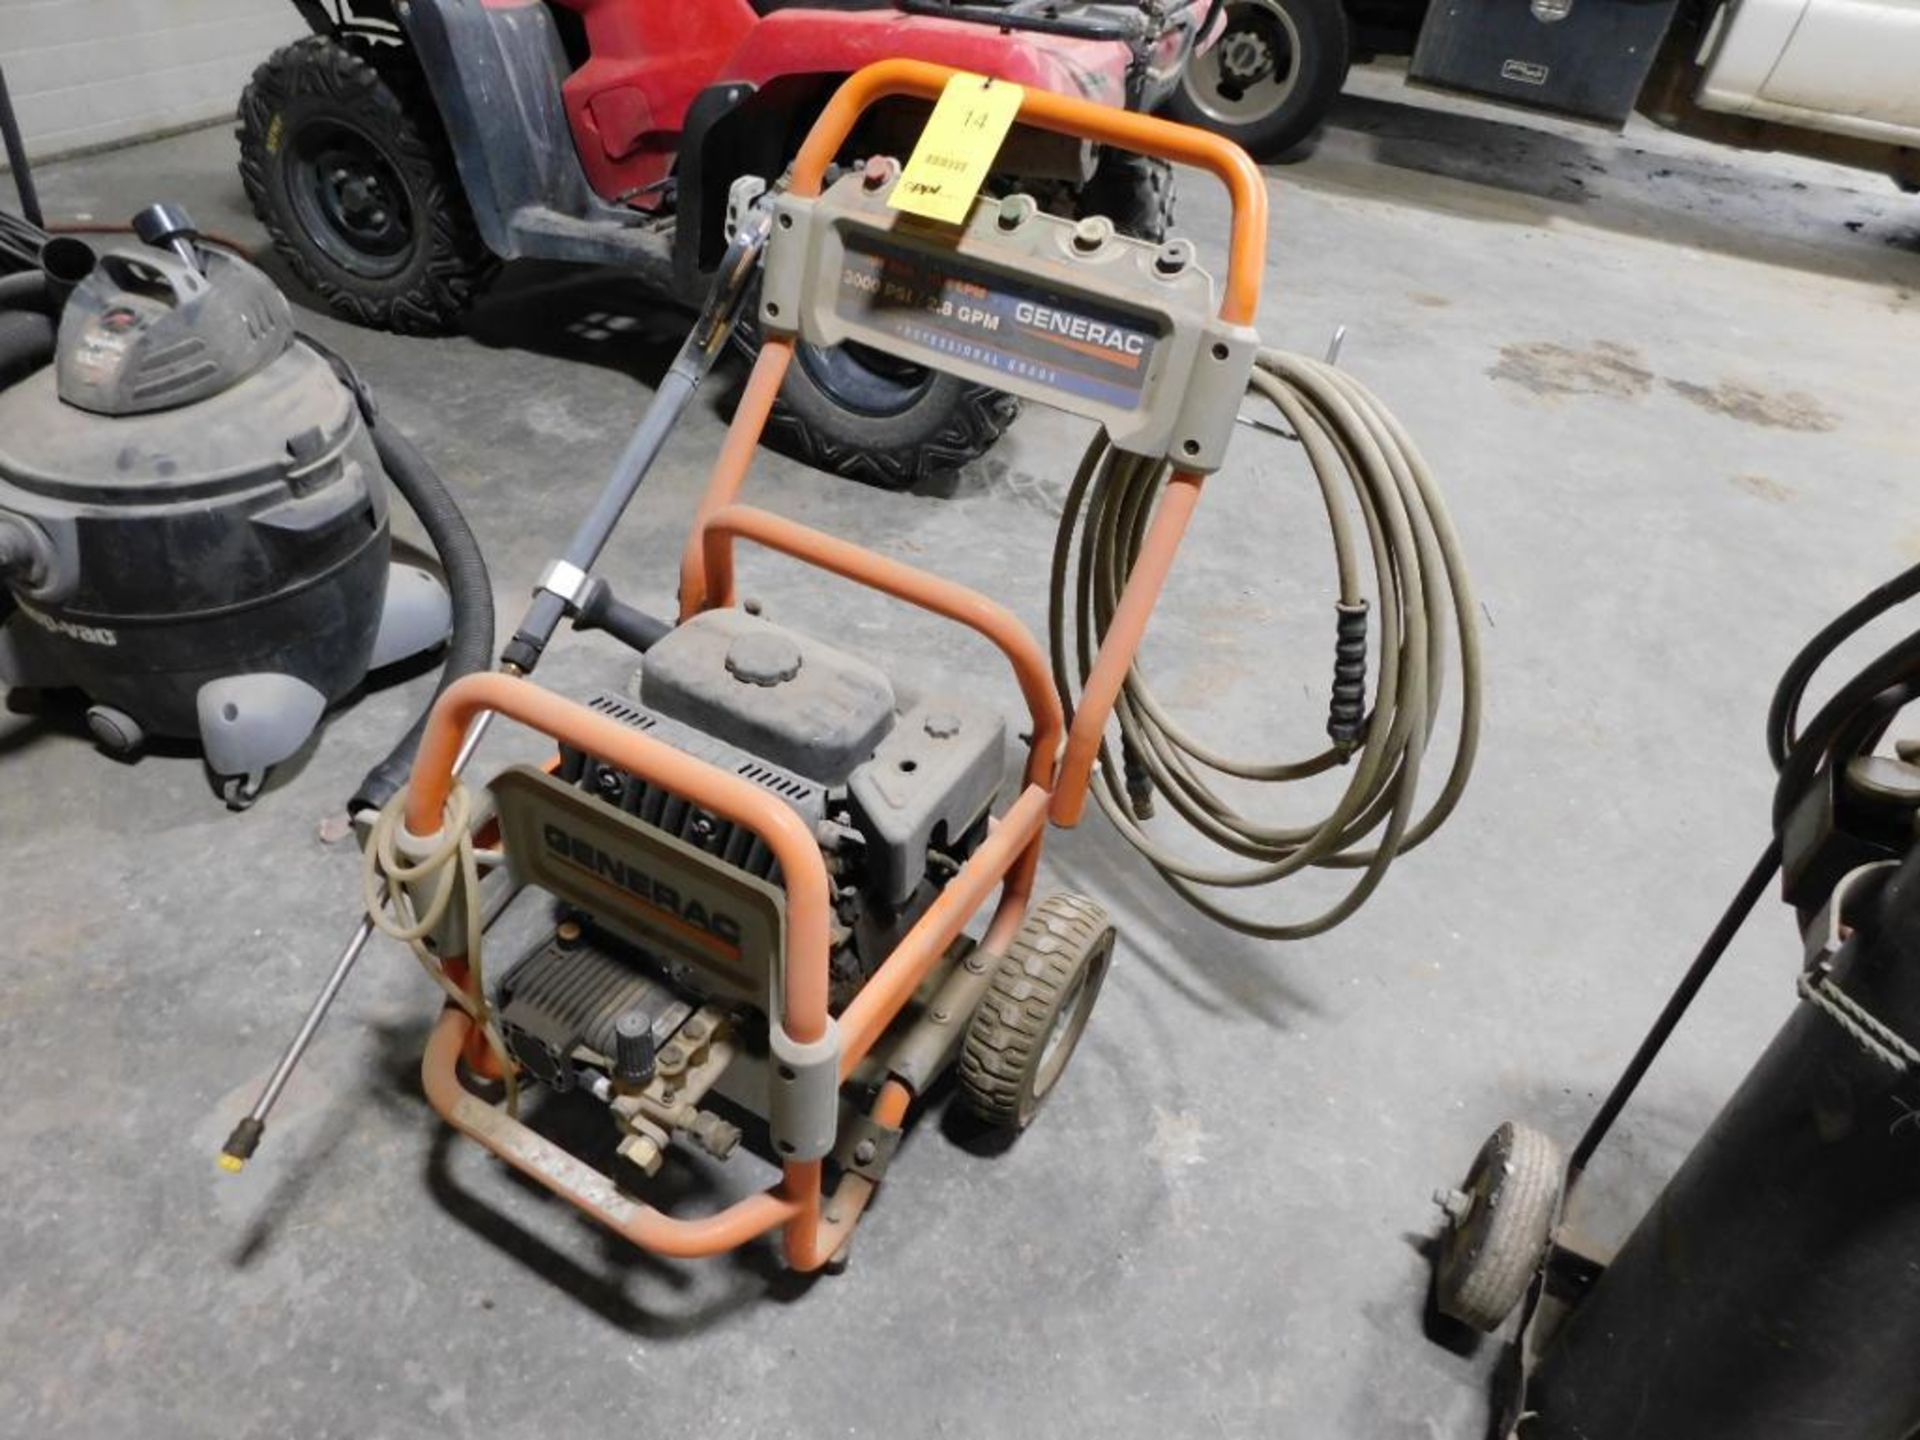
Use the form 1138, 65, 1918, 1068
556, 691, 829, 884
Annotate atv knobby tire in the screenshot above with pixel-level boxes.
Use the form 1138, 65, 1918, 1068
960, 893, 1116, 1131
1077, 151, 1175, 244
736, 298, 1019, 490
238, 35, 495, 333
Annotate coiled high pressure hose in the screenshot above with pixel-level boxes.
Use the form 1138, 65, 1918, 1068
1051, 348, 1481, 938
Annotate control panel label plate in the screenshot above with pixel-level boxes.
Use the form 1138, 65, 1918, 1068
833, 228, 1161, 412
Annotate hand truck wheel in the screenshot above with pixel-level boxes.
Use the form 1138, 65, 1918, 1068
1433, 1120, 1564, 1331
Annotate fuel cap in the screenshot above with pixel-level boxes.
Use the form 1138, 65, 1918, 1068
726, 630, 803, 686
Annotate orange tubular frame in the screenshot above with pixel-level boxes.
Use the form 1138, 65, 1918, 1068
411, 60, 1266, 1271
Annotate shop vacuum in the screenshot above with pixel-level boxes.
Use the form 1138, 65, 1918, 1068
0, 203, 492, 807
1427, 560, 1920, 1440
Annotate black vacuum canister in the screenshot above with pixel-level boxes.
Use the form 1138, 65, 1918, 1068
0, 236, 448, 804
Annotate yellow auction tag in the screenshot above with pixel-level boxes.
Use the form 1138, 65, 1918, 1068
888, 73, 1025, 225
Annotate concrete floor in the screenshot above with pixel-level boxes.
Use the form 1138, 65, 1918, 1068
4, 62, 1918, 1440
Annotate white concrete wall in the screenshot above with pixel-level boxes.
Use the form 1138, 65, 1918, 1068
0, 0, 305, 163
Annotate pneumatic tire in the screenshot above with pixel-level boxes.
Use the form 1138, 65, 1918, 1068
1433, 1121, 1564, 1332
237, 35, 496, 334
1165, 0, 1350, 158
960, 893, 1116, 1131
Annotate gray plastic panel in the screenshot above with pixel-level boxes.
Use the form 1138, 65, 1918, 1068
195, 672, 326, 777
761, 173, 1260, 471
768, 1019, 841, 1162
639, 608, 896, 785
368, 562, 452, 671
848, 696, 1006, 908
57, 246, 291, 415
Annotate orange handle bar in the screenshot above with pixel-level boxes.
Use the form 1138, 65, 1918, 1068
788, 58, 1269, 326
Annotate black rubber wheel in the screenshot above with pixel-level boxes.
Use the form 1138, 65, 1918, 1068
237, 35, 496, 333
1165, 0, 1350, 158
960, 894, 1116, 1131
1075, 151, 1176, 244
1433, 1121, 1563, 1332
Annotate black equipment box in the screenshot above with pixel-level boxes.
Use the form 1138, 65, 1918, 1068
1409, 0, 1682, 127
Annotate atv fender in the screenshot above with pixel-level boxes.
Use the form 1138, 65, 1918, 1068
718, 12, 1129, 109
396, 0, 670, 275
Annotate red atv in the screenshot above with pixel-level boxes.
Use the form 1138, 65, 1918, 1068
239, 0, 1206, 485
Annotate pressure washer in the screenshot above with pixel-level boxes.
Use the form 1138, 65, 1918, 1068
221, 62, 1479, 1277
1428, 560, 1920, 1439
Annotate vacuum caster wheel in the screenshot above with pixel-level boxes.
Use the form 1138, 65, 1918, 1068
959, 893, 1116, 1131
85, 704, 144, 759
1433, 1121, 1563, 1332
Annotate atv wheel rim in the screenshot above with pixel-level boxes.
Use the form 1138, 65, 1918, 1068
796, 338, 937, 420
287, 119, 417, 279
1183, 0, 1302, 127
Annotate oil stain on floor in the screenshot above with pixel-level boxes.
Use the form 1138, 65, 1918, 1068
1487, 340, 1654, 400
1666, 379, 1838, 432
1732, 473, 1796, 502
1490, 339, 1840, 432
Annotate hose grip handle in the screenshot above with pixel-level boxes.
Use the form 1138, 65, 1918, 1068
1328, 600, 1369, 753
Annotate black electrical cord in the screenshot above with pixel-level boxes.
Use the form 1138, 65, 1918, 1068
1771, 629, 1920, 829
1766, 559, 1920, 771
0, 61, 41, 231
1568, 559, 1920, 1177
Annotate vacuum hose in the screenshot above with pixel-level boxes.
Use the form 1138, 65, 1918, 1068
1051, 348, 1481, 938
0, 308, 52, 389
350, 415, 495, 815
0, 236, 93, 386
290, 331, 495, 815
